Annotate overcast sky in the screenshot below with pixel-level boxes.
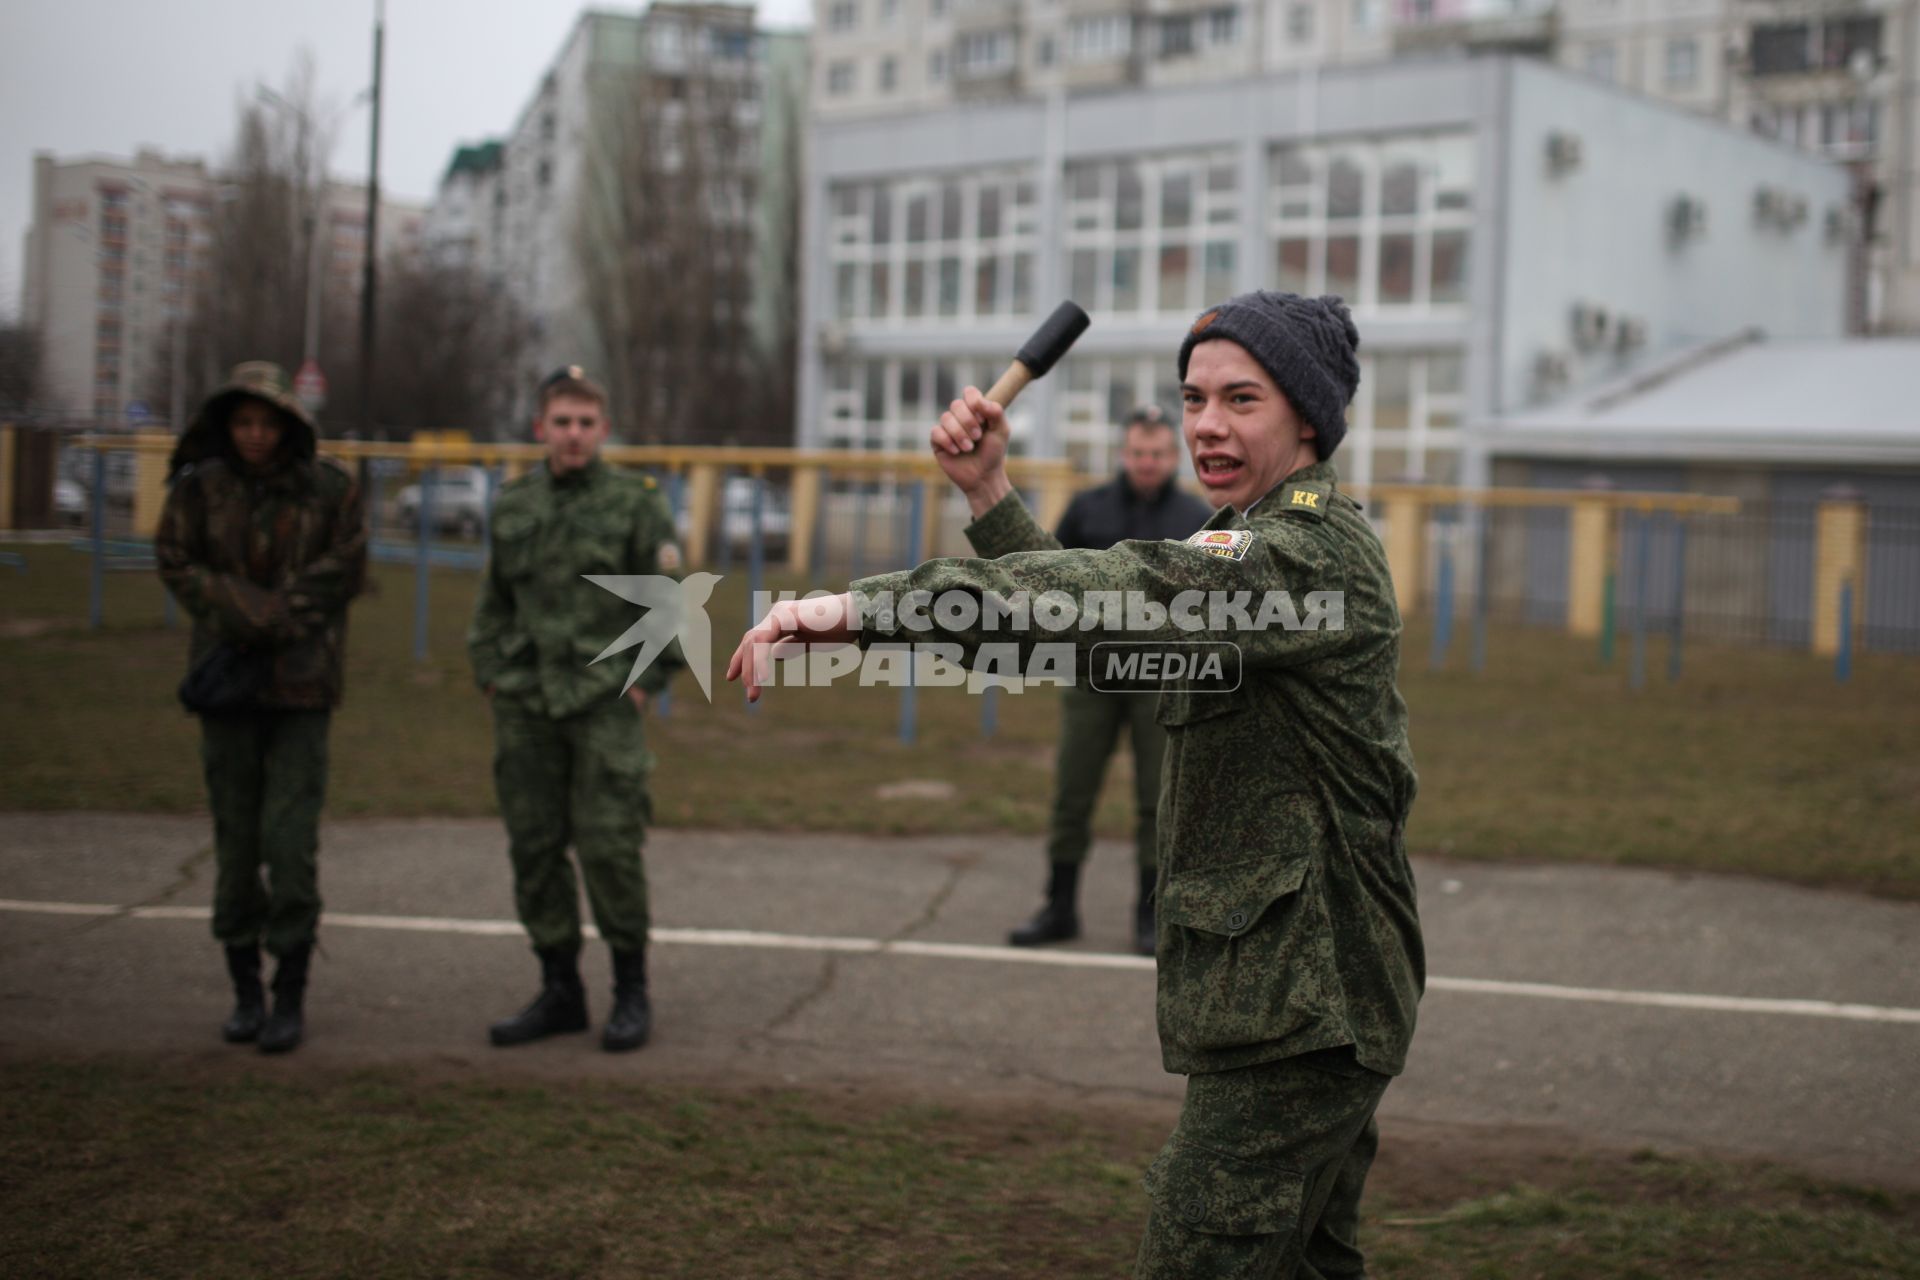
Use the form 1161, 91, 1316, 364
0, 0, 812, 320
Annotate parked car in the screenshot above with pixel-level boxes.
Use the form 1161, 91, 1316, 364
676, 475, 792, 558
55, 478, 87, 525
395, 465, 492, 538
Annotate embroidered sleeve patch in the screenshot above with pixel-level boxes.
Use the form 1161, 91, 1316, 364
1184, 528, 1256, 562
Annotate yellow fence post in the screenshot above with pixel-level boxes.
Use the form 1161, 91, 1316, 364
919, 471, 942, 561
1567, 497, 1613, 638
0, 425, 16, 531
131, 433, 172, 537
1813, 488, 1867, 657
788, 464, 822, 575
684, 463, 721, 568
1382, 491, 1427, 616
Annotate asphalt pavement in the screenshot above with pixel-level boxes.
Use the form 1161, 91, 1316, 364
1, 813, 1914, 1188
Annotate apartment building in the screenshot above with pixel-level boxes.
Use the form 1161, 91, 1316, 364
812, 0, 1404, 117
20, 149, 424, 424
466, 4, 800, 420
422, 141, 506, 280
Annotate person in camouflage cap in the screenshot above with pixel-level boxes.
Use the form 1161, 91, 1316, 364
155, 360, 368, 1055
468, 368, 684, 1054
729, 292, 1422, 1278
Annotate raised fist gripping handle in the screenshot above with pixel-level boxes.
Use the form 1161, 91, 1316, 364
984, 300, 1091, 410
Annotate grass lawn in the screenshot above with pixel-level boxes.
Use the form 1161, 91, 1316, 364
0, 1057, 1914, 1279
3, 545, 1918, 896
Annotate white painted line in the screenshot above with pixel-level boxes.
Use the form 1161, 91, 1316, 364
1425, 975, 1920, 1025
4, 898, 1917, 1025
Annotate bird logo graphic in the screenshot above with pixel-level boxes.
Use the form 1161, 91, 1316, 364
584, 572, 723, 702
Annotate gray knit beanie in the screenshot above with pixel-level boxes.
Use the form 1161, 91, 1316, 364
1176, 291, 1361, 459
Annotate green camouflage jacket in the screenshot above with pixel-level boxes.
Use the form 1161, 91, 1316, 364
853, 460, 1424, 1077
467, 458, 683, 719
154, 455, 368, 711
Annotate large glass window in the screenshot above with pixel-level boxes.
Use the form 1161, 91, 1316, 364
1057, 354, 1187, 476
1268, 132, 1474, 315
1051, 348, 1466, 485
1063, 150, 1240, 316
1342, 349, 1468, 488
826, 167, 1040, 324
823, 355, 1037, 456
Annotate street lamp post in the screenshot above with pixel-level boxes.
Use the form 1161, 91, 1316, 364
255, 85, 337, 406
360, 0, 385, 438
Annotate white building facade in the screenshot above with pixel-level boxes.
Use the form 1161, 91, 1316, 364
814, 0, 1919, 332
800, 56, 1851, 486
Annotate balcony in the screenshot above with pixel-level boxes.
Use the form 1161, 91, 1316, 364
1393, 0, 1554, 57
951, 0, 1020, 31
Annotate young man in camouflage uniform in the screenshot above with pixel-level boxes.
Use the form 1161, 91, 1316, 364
468, 368, 682, 1053
731, 292, 1423, 1278
155, 361, 368, 1055
1011, 404, 1212, 956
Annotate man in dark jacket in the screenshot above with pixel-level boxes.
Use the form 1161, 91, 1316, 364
1009, 406, 1212, 955
154, 361, 368, 1055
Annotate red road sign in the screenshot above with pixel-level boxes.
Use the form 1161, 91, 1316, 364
294, 359, 328, 411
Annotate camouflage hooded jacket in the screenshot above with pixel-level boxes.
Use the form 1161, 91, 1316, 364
154, 392, 368, 711
852, 460, 1424, 1079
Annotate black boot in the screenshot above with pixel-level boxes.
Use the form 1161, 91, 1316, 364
1134, 866, 1157, 957
602, 948, 652, 1053
1008, 862, 1082, 947
221, 944, 265, 1044
489, 947, 589, 1047
258, 944, 310, 1055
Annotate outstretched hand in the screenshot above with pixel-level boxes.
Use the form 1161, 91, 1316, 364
931, 387, 1013, 516
726, 591, 858, 703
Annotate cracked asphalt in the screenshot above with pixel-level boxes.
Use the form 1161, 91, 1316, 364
1, 813, 1916, 1189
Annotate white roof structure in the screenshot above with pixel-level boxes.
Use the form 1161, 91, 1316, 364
1486, 333, 1920, 467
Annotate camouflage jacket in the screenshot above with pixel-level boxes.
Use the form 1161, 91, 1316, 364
155, 456, 368, 710
467, 458, 683, 720
852, 460, 1424, 1077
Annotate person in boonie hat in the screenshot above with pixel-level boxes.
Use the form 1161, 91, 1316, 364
154, 360, 369, 1056
168, 360, 318, 479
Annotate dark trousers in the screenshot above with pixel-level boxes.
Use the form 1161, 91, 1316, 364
1136, 1051, 1391, 1279
1046, 686, 1165, 870
201, 709, 330, 957
492, 695, 653, 955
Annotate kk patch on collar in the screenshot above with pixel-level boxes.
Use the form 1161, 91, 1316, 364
1184, 528, 1256, 562
1279, 482, 1331, 520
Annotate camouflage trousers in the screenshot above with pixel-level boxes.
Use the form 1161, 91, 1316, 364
1047, 686, 1165, 869
200, 709, 331, 958
1137, 1049, 1391, 1280
492, 694, 653, 955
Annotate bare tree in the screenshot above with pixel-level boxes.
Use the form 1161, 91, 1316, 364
0, 324, 45, 417
324, 257, 534, 436
749, 43, 806, 448
162, 53, 334, 423
574, 62, 759, 445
